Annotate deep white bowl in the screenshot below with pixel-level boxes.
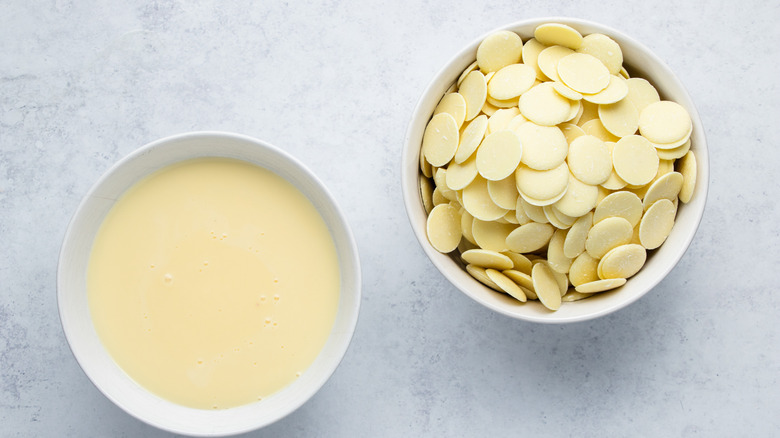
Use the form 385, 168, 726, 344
58, 132, 361, 436
402, 17, 708, 323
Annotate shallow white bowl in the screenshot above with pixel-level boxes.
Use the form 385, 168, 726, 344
402, 17, 708, 323
58, 132, 361, 436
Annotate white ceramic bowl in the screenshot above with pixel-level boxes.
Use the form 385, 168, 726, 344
402, 17, 708, 323
58, 132, 361, 436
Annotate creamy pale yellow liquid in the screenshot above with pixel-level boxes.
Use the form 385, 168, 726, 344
87, 158, 340, 410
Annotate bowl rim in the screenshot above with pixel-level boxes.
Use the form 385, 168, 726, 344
401, 17, 709, 323
57, 131, 362, 435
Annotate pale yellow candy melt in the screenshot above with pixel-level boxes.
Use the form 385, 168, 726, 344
638, 101, 692, 145
433, 93, 467, 129
582, 75, 628, 105
598, 97, 639, 138
516, 122, 568, 170
426, 203, 462, 253
569, 252, 599, 287
515, 162, 569, 202
463, 176, 509, 221
638, 198, 676, 249
476, 130, 523, 181
488, 63, 536, 100
598, 244, 646, 279
454, 115, 488, 163
501, 251, 533, 274
547, 229, 572, 274
625, 77, 660, 113
566, 135, 612, 185
557, 53, 611, 94
643, 171, 683, 210
534, 23, 583, 50
461, 249, 514, 270
677, 151, 697, 204
466, 264, 501, 290
521, 38, 548, 80
553, 173, 599, 218
574, 278, 626, 293
487, 175, 520, 209
537, 45, 575, 82
593, 191, 643, 227
612, 135, 659, 186
471, 218, 516, 252
459, 71, 488, 121
563, 211, 593, 259
532, 262, 562, 311
576, 33, 623, 75
422, 113, 459, 167
585, 216, 633, 258
506, 222, 554, 253
476, 31, 524, 73
486, 269, 528, 302
519, 82, 573, 127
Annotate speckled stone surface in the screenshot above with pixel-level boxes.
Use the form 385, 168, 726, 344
2, 1, 779, 436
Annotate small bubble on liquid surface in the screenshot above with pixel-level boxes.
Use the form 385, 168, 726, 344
163, 273, 173, 283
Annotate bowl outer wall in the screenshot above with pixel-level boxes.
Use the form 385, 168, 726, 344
57, 131, 361, 436
402, 17, 708, 323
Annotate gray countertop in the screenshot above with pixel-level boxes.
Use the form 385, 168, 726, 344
2, 1, 778, 436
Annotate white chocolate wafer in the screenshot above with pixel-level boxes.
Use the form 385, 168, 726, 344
532, 262, 562, 310
459, 71, 488, 121
567, 135, 612, 185
462, 175, 509, 221
585, 216, 633, 258
638, 198, 676, 249
612, 135, 659, 186
677, 151, 697, 204
515, 162, 569, 202
476, 31, 524, 73
593, 191, 643, 227
454, 115, 488, 163
433, 93, 467, 129
557, 52, 610, 94
638, 101, 692, 145
462, 249, 514, 270
515, 122, 569, 170
574, 278, 626, 293
486, 269, 528, 302
576, 33, 622, 75
487, 175, 520, 210
519, 82, 572, 127
534, 23, 583, 49
472, 218, 516, 252
563, 211, 593, 258
476, 130, 523, 181
506, 222, 555, 253
488, 63, 536, 100
643, 171, 683, 210
422, 113, 459, 167
426, 203, 462, 253
598, 244, 646, 279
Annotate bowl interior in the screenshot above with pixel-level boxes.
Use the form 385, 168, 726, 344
402, 17, 708, 323
58, 132, 361, 436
